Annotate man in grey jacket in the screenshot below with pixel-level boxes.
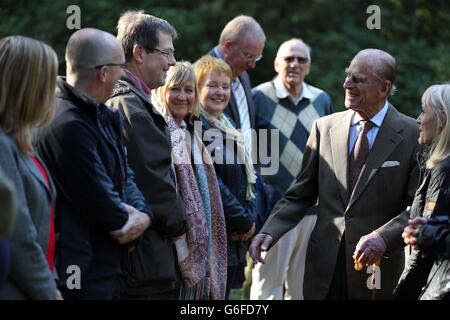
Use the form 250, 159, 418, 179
250, 49, 420, 299
106, 10, 188, 299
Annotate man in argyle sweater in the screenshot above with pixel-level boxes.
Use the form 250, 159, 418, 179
251, 38, 333, 300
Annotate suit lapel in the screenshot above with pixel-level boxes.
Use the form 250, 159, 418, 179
225, 87, 241, 129
330, 111, 353, 206
24, 154, 55, 203
347, 105, 404, 210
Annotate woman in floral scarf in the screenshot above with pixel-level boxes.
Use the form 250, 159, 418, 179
152, 62, 227, 300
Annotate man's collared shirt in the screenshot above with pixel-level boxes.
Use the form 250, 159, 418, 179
213, 46, 222, 59
348, 100, 389, 154
273, 75, 314, 106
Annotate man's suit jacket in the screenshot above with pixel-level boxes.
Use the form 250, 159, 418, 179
207, 48, 256, 129
261, 104, 420, 299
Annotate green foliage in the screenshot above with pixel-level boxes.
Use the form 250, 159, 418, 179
1, 0, 448, 117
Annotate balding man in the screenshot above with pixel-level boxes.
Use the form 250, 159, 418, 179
250, 49, 420, 299
206, 15, 267, 296
33, 28, 153, 300
207, 15, 265, 154
250, 38, 333, 300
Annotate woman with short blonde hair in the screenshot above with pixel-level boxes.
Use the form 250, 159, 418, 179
194, 55, 257, 299
152, 61, 201, 121
193, 55, 233, 88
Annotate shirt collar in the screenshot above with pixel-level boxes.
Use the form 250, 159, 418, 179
123, 68, 152, 97
273, 75, 313, 105
351, 100, 389, 127
214, 46, 223, 59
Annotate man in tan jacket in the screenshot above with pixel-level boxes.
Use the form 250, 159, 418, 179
250, 48, 420, 299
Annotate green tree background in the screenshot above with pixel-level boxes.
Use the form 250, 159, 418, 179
1, 0, 449, 117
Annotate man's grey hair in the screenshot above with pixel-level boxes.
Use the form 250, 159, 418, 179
219, 15, 266, 46
65, 28, 121, 84
117, 10, 177, 62
356, 48, 397, 95
276, 38, 311, 61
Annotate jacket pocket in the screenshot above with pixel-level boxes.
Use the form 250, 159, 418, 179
122, 227, 179, 293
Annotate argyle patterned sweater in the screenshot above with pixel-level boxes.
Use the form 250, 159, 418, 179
253, 80, 333, 209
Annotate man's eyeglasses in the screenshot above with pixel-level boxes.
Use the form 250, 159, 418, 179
94, 63, 128, 69
282, 56, 309, 64
144, 46, 175, 58
237, 46, 263, 62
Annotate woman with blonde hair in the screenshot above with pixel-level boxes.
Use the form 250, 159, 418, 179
152, 61, 227, 300
194, 55, 257, 299
0, 35, 61, 299
395, 84, 450, 300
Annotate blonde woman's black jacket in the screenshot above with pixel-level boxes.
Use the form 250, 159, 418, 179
394, 149, 450, 300
32, 77, 153, 299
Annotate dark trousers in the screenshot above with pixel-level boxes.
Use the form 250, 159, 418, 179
226, 264, 245, 299
0, 240, 10, 289
120, 289, 179, 300
60, 275, 121, 300
326, 233, 348, 300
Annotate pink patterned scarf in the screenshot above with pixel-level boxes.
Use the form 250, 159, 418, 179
157, 106, 227, 299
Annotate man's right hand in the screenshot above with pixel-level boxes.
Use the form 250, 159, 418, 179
110, 203, 151, 244
249, 233, 273, 265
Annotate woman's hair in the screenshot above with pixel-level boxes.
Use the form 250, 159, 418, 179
152, 61, 200, 121
0, 35, 58, 154
422, 83, 450, 168
193, 55, 233, 88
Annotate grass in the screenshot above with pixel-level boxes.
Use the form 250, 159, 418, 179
229, 288, 244, 300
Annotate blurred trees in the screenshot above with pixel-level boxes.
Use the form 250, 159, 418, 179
1, 0, 448, 116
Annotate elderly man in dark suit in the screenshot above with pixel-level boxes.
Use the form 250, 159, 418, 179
250, 48, 420, 300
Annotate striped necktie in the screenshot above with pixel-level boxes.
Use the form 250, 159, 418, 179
232, 78, 252, 153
